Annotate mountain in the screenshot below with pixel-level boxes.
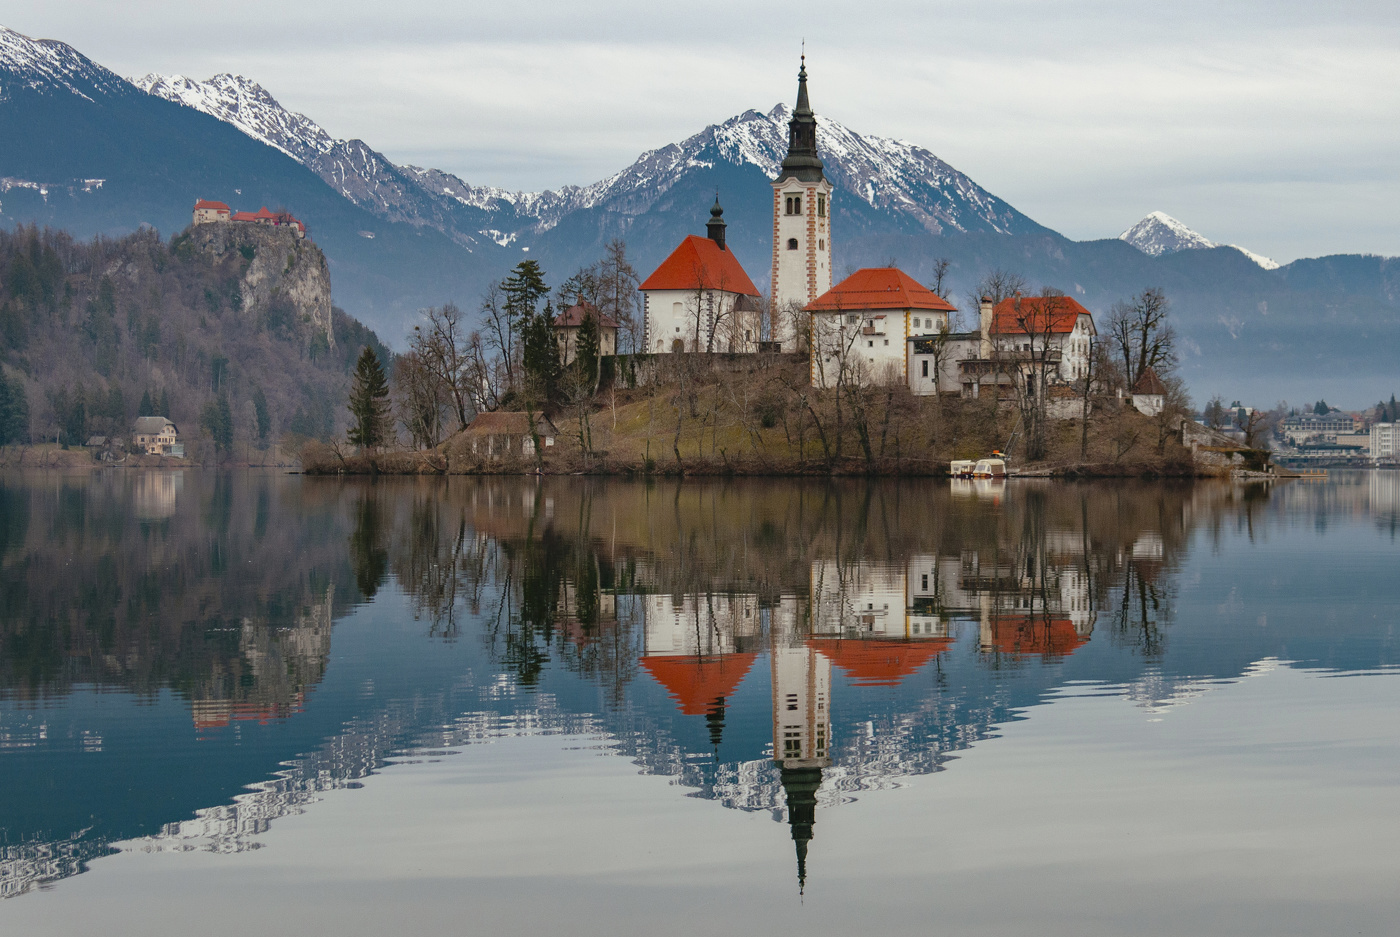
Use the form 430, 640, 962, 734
1120, 211, 1280, 271
6, 25, 1398, 404
0, 25, 508, 340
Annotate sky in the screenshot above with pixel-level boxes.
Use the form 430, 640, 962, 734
2, 0, 1398, 262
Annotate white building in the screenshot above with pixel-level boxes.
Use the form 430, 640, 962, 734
770, 57, 833, 351
808, 268, 957, 388
638, 199, 763, 354
1131, 366, 1167, 417
1372, 423, 1399, 459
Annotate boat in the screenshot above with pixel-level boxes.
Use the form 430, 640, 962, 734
950, 459, 976, 477
972, 458, 1006, 479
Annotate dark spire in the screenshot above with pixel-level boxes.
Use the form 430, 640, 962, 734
779, 764, 823, 894
706, 192, 727, 250
777, 54, 825, 184
705, 695, 726, 748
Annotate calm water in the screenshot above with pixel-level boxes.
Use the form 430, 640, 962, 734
1, 471, 1398, 935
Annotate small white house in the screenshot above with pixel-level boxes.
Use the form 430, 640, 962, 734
1131, 367, 1167, 416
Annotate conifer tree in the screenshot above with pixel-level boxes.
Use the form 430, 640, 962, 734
139, 389, 154, 417
575, 306, 600, 392
157, 388, 171, 420
347, 345, 391, 449
521, 305, 562, 409
200, 395, 234, 453
0, 370, 29, 445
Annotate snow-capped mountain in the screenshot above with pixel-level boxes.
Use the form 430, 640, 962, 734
135, 71, 1038, 252
135, 72, 469, 240
1119, 211, 1216, 256
1120, 211, 1279, 270
0, 24, 132, 101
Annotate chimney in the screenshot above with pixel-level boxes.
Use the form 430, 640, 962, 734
979, 296, 993, 358
707, 194, 727, 250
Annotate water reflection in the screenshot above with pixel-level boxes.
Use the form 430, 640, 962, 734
1, 472, 1396, 899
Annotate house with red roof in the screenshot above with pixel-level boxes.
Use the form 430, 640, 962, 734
944, 294, 1097, 400
192, 199, 230, 225
552, 301, 618, 364
639, 198, 763, 354
805, 267, 957, 388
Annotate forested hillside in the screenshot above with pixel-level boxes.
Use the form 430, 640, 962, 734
0, 223, 389, 454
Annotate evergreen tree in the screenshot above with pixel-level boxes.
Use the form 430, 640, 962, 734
1390, 394, 1398, 422
157, 388, 171, 420
0, 370, 29, 445
575, 306, 600, 392
503, 259, 549, 357
521, 305, 562, 409
62, 384, 87, 446
1314, 399, 1329, 415
347, 345, 391, 449
253, 387, 271, 444
200, 395, 234, 453
139, 389, 154, 417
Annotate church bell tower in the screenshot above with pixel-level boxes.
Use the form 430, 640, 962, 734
771, 55, 833, 350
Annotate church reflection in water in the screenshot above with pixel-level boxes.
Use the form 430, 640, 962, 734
7, 472, 1366, 896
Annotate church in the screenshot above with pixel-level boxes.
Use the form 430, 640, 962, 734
638, 58, 1097, 399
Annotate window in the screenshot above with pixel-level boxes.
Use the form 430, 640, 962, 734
787, 238, 798, 250
846, 315, 858, 325
868, 340, 874, 347
921, 360, 928, 377
785, 195, 803, 215
884, 339, 889, 346
817, 195, 826, 217
921, 574, 928, 590
818, 239, 824, 249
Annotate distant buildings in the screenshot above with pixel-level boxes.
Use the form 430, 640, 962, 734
459, 412, 559, 459
192, 199, 306, 238
552, 301, 618, 364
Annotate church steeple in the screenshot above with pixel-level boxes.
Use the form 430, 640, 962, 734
706, 193, 727, 250
780, 764, 824, 894
778, 55, 825, 184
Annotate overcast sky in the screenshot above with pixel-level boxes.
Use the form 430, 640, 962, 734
3, 1, 1397, 262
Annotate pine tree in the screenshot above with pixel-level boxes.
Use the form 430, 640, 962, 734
253, 387, 271, 444
0, 370, 29, 445
575, 306, 600, 392
521, 305, 562, 409
503, 260, 549, 362
347, 345, 391, 449
139, 389, 154, 417
200, 395, 234, 453
157, 388, 171, 419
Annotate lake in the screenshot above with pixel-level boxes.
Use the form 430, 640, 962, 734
1, 471, 1398, 935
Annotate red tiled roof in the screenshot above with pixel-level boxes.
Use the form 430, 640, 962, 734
1132, 366, 1167, 396
252, 206, 276, 219
230, 211, 257, 221
639, 235, 760, 296
990, 295, 1092, 335
194, 199, 230, 211
984, 616, 1088, 657
640, 652, 758, 714
553, 301, 619, 329
807, 267, 957, 313
808, 636, 950, 687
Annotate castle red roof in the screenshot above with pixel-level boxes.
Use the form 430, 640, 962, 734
640, 652, 758, 714
806, 267, 957, 313
230, 211, 257, 222
553, 301, 619, 329
1131, 366, 1167, 396
194, 199, 230, 212
990, 295, 1093, 335
639, 235, 760, 296
808, 636, 950, 687
984, 616, 1088, 657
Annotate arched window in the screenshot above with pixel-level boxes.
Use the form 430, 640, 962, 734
793, 195, 801, 214
817, 195, 826, 217
787, 238, 798, 250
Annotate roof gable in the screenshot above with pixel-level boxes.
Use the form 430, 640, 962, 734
806, 267, 956, 313
640, 653, 758, 714
639, 235, 760, 296
463, 412, 558, 437
194, 199, 229, 211
1132, 366, 1168, 396
552, 301, 619, 329
990, 295, 1093, 335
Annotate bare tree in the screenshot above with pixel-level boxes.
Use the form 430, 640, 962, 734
393, 350, 448, 449
479, 282, 517, 393
995, 288, 1064, 462
597, 240, 642, 354
1105, 288, 1177, 389
928, 258, 951, 298
412, 303, 474, 433
966, 269, 1027, 317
